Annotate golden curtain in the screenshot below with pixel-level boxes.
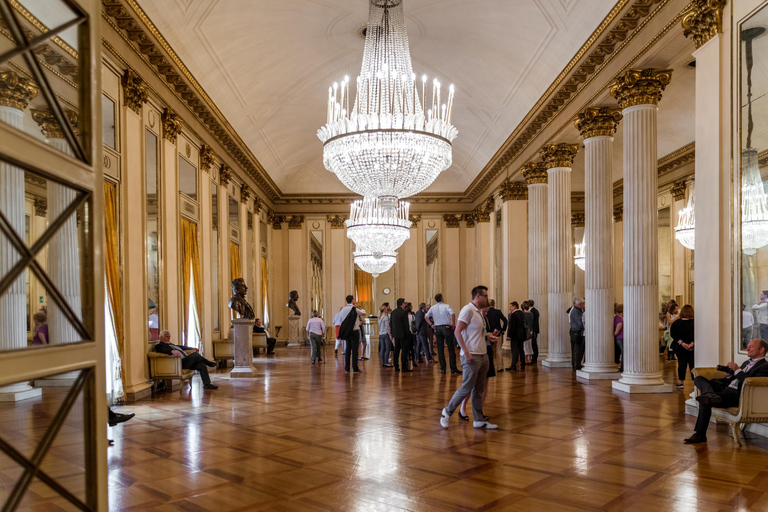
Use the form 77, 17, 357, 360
181, 218, 203, 349
230, 241, 241, 282
261, 256, 268, 322
104, 181, 125, 389
354, 269, 373, 315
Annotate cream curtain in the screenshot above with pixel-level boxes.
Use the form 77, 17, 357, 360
104, 181, 125, 402
181, 218, 203, 352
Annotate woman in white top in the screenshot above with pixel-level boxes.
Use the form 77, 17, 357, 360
306, 310, 326, 365
664, 302, 679, 362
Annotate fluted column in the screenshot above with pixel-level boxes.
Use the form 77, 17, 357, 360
541, 144, 579, 367
610, 69, 674, 393
0, 71, 43, 401
522, 163, 548, 358
575, 107, 623, 379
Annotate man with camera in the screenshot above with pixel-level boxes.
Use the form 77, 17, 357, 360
684, 338, 768, 444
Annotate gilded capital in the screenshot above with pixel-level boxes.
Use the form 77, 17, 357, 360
0, 70, 38, 110
500, 180, 528, 201
34, 198, 47, 217
269, 212, 284, 230
540, 143, 579, 169
609, 68, 673, 108
443, 214, 461, 228
682, 0, 726, 49
253, 196, 263, 213
327, 214, 347, 229
408, 213, 421, 227
219, 165, 232, 185
571, 212, 585, 228
462, 213, 476, 228
575, 107, 622, 139
613, 205, 623, 222
31, 108, 79, 139
287, 215, 304, 229
200, 144, 215, 171
670, 180, 687, 201
241, 184, 252, 202
121, 69, 148, 114
162, 108, 182, 143
521, 162, 548, 185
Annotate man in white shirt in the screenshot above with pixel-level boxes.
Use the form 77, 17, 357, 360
425, 293, 460, 375
742, 304, 755, 351
337, 295, 367, 373
440, 286, 497, 430
752, 291, 768, 341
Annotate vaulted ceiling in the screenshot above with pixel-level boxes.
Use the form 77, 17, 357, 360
134, 0, 618, 196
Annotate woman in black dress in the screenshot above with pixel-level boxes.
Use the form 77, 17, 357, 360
670, 304, 695, 390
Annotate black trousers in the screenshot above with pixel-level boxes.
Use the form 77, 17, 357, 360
510, 338, 525, 368
181, 352, 212, 386
434, 325, 458, 372
393, 337, 402, 370
676, 347, 695, 381
399, 335, 413, 370
531, 332, 539, 363
267, 337, 276, 354
570, 330, 585, 369
343, 331, 360, 372
693, 376, 740, 435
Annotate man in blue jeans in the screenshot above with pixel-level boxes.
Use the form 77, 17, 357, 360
425, 293, 460, 375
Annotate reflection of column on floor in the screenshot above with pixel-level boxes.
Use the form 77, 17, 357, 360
0, 72, 43, 401
542, 143, 579, 368
609, 68, 674, 394
522, 163, 548, 358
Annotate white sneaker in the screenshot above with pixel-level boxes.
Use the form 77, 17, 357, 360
440, 408, 450, 429
473, 421, 498, 430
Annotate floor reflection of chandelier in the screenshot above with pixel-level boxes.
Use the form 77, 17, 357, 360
674, 179, 695, 250
574, 241, 585, 271
741, 147, 768, 255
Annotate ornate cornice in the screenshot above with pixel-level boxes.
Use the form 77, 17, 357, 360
500, 180, 528, 201
287, 215, 304, 229
540, 143, 579, 169
200, 144, 215, 171
408, 214, 421, 227
614, 182, 623, 198
327, 214, 347, 229
572, 192, 585, 204
31, 108, 79, 139
34, 198, 47, 217
120, 68, 148, 114
571, 212, 585, 227
670, 180, 687, 201
613, 205, 623, 222
443, 214, 461, 228
241, 184, 252, 203
462, 213, 476, 228
219, 165, 232, 185
161, 108, 182, 143
575, 107, 623, 139
0, 70, 38, 110
522, 162, 548, 185
681, 0, 726, 49
609, 68, 673, 108
658, 142, 695, 176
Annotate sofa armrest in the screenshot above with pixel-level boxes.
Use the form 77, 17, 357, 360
739, 377, 768, 423
148, 352, 176, 359
692, 367, 727, 381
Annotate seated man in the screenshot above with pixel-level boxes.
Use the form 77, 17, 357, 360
154, 330, 218, 390
684, 338, 768, 444
253, 318, 276, 354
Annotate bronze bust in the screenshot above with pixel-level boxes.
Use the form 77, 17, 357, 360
228, 278, 255, 319
286, 290, 301, 316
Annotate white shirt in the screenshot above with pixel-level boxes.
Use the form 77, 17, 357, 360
753, 301, 768, 325
457, 302, 487, 356
339, 305, 366, 331
148, 313, 159, 329
306, 317, 325, 336
743, 310, 755, 329
425, 302, 455, 326
333, 311, 344, 327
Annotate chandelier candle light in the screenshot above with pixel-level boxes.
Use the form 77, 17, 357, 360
674, 179, 696, 250
574, 241, 585, 271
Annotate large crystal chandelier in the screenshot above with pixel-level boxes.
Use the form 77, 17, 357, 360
353, 252, 397, 278
574, 241, 585, 271
346, 196, 411, 256
674, 179, 695, 250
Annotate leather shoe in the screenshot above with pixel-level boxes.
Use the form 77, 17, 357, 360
402, 369, 414, 373
203, 384, 218, 390
683, 432, 707, 444
205, 360, 217, 368
108, 412, 135, 426
696, 392, 722, 406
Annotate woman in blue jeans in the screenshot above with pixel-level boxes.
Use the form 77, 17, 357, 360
378, 304, 394, 367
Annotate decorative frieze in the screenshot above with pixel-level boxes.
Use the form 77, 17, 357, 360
522, 162, 548, 185
575, 107, 622, 139
571, 212, 585, 227
0, 70, 38, 110
609, 68, 673, 108
241, 184, 252, 203
670, 181, 687, 201
540, 143, 579, 169
443, 214, 461, 228
682, 0, 726, 49
31, 108, 79, 139
287, 215, 304, 229
408, 213, 421, 227
34, 198, 47, 217
327, 214, 347, 229
120, 69, 148, 114
500, 180, 528, 201
613, 205, 623, 222
200, 144, 215, 171
219, 165, 232, 185
161, 108, 182, 143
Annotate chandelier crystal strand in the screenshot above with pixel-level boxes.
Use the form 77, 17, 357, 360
574, 241, 585, 271
346, 196, 411, 256
741, 147, 768, 255
674, 179, 696, 250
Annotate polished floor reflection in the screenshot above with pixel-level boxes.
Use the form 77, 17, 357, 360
101, 348, 768, 511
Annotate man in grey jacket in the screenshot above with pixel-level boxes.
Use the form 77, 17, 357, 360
569, 298, 585, 370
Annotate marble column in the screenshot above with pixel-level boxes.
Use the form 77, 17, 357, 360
540, 144, 579, 368
575, 107, 623, 380
522, 163, 549, 360
0, 72, 42, 401
609, 68, 674, 393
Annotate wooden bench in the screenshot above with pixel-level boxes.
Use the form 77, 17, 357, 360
148, 348, 195, 393
692, 367, 768, 446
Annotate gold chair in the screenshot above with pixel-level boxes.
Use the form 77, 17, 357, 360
252, 332, 268, 355
213, 337, 235, 366
148, 348, 195, 393
692, 367, 768, 446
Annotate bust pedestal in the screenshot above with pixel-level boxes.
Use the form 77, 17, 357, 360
287, 314, 304, 346
229, 318, 256, 378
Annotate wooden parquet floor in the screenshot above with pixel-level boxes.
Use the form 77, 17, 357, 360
4, 348, 768, 511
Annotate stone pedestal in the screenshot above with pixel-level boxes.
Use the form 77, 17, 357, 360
287, 314, 302, 346
229, 318, 256, 378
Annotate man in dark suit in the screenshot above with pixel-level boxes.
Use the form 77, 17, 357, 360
505, 301, 527, 371
253, 318, 276, 354
528, 299, 540, 363
486, 300, 507, 347
154, 330, 218, 390
390, 298, 412, 372
684, 338, 768, 444
414, 303, 433, 363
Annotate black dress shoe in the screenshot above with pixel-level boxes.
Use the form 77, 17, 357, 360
451, 370, 462, 375
696, 392, 722, 406
402, 369, 414, 373
205, 360, 217, 368
108, 412, 135, 426
505, 366, 516, 371
683, 433, 707, 444
203, 384, 218, 390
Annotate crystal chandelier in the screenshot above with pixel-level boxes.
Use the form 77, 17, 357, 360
741, 147, 768, 255
674, 179, 695, 250
317, 0, 458, 199
346, 196, 411, 256
353, 251, 397, 278
574, 241, 585, 271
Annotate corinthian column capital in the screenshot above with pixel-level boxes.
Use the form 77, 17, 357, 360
575, 107, 623, 139
0, 70, 38, 110
162, 108, 182, 144
121, 69, 148, 114
540, 143, 579, 169
682, 0, 726, 49
31, 109, 79, 139
609, 68, 673, 108
522, 162, 548, 185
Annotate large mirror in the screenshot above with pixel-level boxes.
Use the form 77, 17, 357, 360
146, 129, 160, 341
425, 228, 440, 304
309, 230, 324, 318
658, 207, 672, 308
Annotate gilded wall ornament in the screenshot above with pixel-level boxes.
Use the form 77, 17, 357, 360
34, 198, 47, 217
500, 180, 528, 202
613, 182, 623, 198
670, 181, 687, 201
474, 200, 492, 223
270, 213, 285, 230
613, 205, 623, 222
571, 212, 585, 227
287, 215, 304, 230
31, 108, 79, 139
161, 108, 182, 143
327, 214, 347, 229
540, 143, 580, 169
521, 162, 548, 185
241, 184, 252, 202
220, 165, 232, 185
253, 196, 263, 213
681, 0, 726, 49
462, 213, 477, 228
408, 213, 421, 227
575, 107, 622, 139
0, 70, 38, 110
120, 69, 148, 114
200, 144, 215, 171
443, 214, 461, 228
609, 68, 673, 109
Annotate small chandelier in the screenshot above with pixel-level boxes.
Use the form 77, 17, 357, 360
674, 179, 695, 250
354, 251, 397, 278
574, 241, 585, 271
741, 147, 768, 255
346, 196, 411, 255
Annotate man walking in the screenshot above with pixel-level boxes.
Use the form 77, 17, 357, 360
414, 303, 433, 363
425, 293, 460, 374
528, 299, 540, 363
390, 298, 412, 372
569, 298, 585, 370
439, 286, 497, 430
505, 302, 526, 371
337, 295, 366, 373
